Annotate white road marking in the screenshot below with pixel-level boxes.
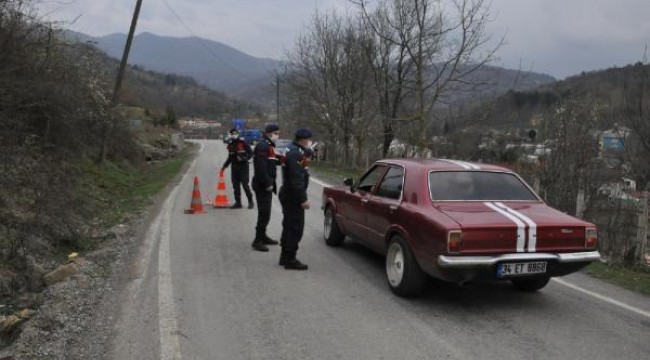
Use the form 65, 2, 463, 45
310, 176, 331, 188
485, 202, 527, 252
158, 190, 182, 360
552, 278, 650, 319
494, 202, 538, 252
157, 143, 202, 359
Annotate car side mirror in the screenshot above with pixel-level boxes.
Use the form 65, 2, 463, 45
343, 178, 355, 192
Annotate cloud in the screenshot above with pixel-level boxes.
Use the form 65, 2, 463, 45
37, 0, 650, 78
488, 0, 650, 77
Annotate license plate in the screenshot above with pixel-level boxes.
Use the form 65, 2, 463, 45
497, 262, 547, 277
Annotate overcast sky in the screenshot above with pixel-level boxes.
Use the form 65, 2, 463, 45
37, 0, 650, 79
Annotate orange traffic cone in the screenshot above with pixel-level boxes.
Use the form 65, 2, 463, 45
185, 176, 206, 214
213, 171, 231, 208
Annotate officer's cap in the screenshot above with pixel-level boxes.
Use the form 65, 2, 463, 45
294, 128, 313, 139
264, 124, 280, 133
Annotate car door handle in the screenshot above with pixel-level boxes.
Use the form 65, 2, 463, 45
361, 198, 369, 204
389, 205, 398, 214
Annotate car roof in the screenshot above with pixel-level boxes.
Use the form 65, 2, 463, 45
376, 158, 512, 172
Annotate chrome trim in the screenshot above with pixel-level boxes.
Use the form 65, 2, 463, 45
438, 251, 601, 268
427, 170, 543, 202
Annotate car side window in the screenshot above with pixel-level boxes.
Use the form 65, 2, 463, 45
357, 165, 386, 193
375, 166, 404, 200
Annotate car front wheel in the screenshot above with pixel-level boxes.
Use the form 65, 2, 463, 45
511, 276, 550, 292
324, 206, 345, 246
386, 235, 427, 297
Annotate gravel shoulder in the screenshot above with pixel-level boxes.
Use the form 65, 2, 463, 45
0, 148, 197, 360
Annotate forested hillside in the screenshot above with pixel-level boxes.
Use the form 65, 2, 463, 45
68, 31, 282, 95
462, 63, 650, 129
79, 43, 255, 120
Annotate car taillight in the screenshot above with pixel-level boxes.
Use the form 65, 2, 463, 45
447, 230, 462, 253
585, 227, 598, 250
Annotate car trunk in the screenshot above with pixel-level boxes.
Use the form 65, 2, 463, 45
435, 202, 589, 254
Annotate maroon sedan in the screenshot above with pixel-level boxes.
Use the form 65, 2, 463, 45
321, 159, 600, 297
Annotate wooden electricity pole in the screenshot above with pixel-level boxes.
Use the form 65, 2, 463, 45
276, 73, 280, 125
112, 0, 144, 106
98, 0, 144, 163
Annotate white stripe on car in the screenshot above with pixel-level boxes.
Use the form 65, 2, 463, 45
494, 202, 538, 252
484, 202, 526, 252
442, 159, 481, 170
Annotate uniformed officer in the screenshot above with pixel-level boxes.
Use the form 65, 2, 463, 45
221, 128, 254, 209
278, 128, 313, 270
251, 124, 281, 252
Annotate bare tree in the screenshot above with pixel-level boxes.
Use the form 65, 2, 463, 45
352, 0, 501, 151
284, 11, 378, 165
537, 99, 603, 213
360, 4, 411, 157
623, 60, 650, 189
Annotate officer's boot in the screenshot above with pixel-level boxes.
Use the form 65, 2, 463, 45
247, 198, 255, 209
283, 251, 308, 270
263, 235, 279, 245
251, 237, 269, 252
230, 201, 242, 209
278, 251, 288, 266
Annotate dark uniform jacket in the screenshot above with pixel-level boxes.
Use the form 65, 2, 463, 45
280, 142, 311, 204
223, 139, 252, 168
252, 136, 279, 192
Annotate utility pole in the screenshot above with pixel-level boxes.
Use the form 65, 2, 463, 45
98, 0, 144, 163
276, 73, 280, 125
112, 0, 144, 106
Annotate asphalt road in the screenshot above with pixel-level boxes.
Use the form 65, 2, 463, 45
109, 140, 650, 360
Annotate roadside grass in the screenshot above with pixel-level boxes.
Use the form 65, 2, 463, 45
97, 146, 191, 225
584, 262, 650, 296
70, 144, 194, 253
310, 161, 364, 186
310, 160, 650, 297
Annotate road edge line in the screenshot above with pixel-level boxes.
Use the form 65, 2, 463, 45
552, 278, 650, 319
158, 145, 201, 359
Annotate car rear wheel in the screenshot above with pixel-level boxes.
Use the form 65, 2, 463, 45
511, 276, 550, 292
386, 235, 427, 297
324, 206, 345, 246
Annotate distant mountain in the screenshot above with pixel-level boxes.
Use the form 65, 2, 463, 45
237, 64, 556, 112
58, 35, 254, 119
65, 31, 282, 95
65, 31, 555, 110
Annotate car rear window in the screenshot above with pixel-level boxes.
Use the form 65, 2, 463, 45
429, 171, 538, 201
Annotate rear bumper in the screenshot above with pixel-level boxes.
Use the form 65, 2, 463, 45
438, 251, 601, 267
424, 251, 600, 283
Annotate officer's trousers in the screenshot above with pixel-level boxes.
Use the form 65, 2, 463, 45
279, 197, 305, 258
231, 164, 253, 204
254, 188, 272, 240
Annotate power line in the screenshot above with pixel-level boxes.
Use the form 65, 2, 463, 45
158, 0, 248, 78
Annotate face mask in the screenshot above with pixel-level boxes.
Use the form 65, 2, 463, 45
271, 134, 279, 141
231, 133, 239, 139
306, 140, 313, 149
